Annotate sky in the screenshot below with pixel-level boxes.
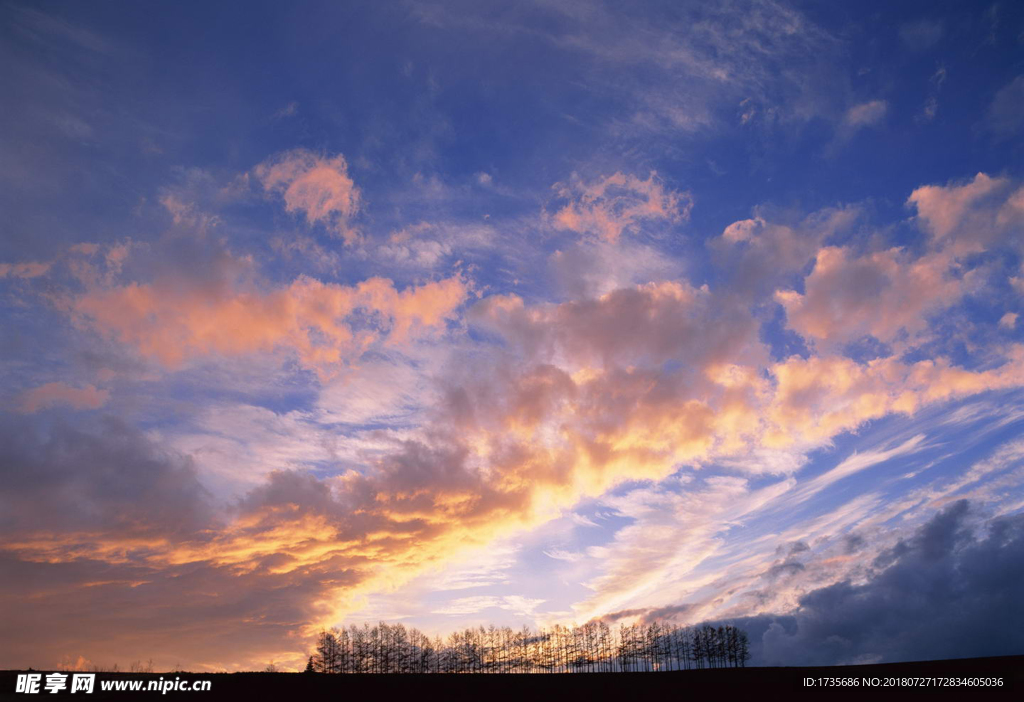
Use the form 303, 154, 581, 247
1, 0, 1023, 672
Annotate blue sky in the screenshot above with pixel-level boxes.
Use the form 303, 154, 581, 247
1, 0, 1023, 671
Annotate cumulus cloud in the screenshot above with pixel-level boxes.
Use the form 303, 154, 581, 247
0, 415, 530, 669
764, 350, 1024, 449
776, 173, 1024, 349
906, 172, 1024, 255
5, 165, 1024, 672
775, 247, 961, 346
255, 149, 362, 244
69, 250, 467, 377
710, 206, 860, 299
549, 237, 685, 300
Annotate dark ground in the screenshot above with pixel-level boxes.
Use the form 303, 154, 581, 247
2, 655, 1020, 700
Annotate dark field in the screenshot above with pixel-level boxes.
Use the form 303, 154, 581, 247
2, 656, 1020, 700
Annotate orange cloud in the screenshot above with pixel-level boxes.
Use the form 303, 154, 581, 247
7, 271, 1024, 671
777, 173, 1023, 347
764, 348, 1024, 448
775, 247, 960, 345
255, 149, 362, 244
710, 205, 860, 301
72, 273, 467, 376
906, 172, 1013, 253
18, 382, 110, 413
550, 172, 691, 242
7, 168, 1024, 672
0, 261, 51, 279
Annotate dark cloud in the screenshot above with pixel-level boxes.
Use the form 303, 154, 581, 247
0, 414, 213, 535
842, 533, 865, 554
602, 501, 1024, 665
736, 501, 1024, 665
764, 559, 806, 580
0, 418, 373, 670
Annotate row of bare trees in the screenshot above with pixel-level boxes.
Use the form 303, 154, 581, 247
306, 621, 749, 674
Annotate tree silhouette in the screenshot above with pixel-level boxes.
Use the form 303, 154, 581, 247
302, 619, 752, 674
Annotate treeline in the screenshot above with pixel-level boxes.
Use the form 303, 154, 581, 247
307, 621, 750, 674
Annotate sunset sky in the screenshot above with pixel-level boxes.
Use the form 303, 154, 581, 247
2, 0, 1024, 672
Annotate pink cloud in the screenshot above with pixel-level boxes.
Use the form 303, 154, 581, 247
775, 247, 960, 345
907, 172, 1012, 252
255, 149, 362, 244
6, 163, 1024, 672
0, 261, 51, 279
778, 174, 1023, 347
550, 172, 691, 242
73, 273, 467, 376
19, 382, 109, 413
843, 100, 888, 128
710, 206, 860, 299
764, 348, 1024, 448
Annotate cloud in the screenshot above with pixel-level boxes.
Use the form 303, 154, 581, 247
432, 595, 544, 617
989, 75, 1024, 137
741, 501, 1024, 665
899, 19, 944, 52
372, 221, 496, 271
272, 102, 298, 120
10, 6, 113, 55
843, 100, 887, 129
18, 382, 110, 413
549, 237, 686, 300
776, 173, 1024, 349
571, 513, 600, 528
5, 164, 1024, 671
598, 603, 696, 625
549, 172, 691, 242
568, 416, 1024, 636
412, 0, 843, 134
710, 206, 860, 300
0, 416, 212, 538
919, 66, 947, 122
775, 247, 961, 346
572, 475, 796, 624
470, 280, 759, 372
588, 499, 1024, 666
1000, 312, 1018, 329
784, 434, 927, 505
69, 251, 468, 377
906, 172, 1013, 247
543, 548, 584, 562
0, 261, 51, 279
255, 149, 362, 244
764, 350, 1024, 449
